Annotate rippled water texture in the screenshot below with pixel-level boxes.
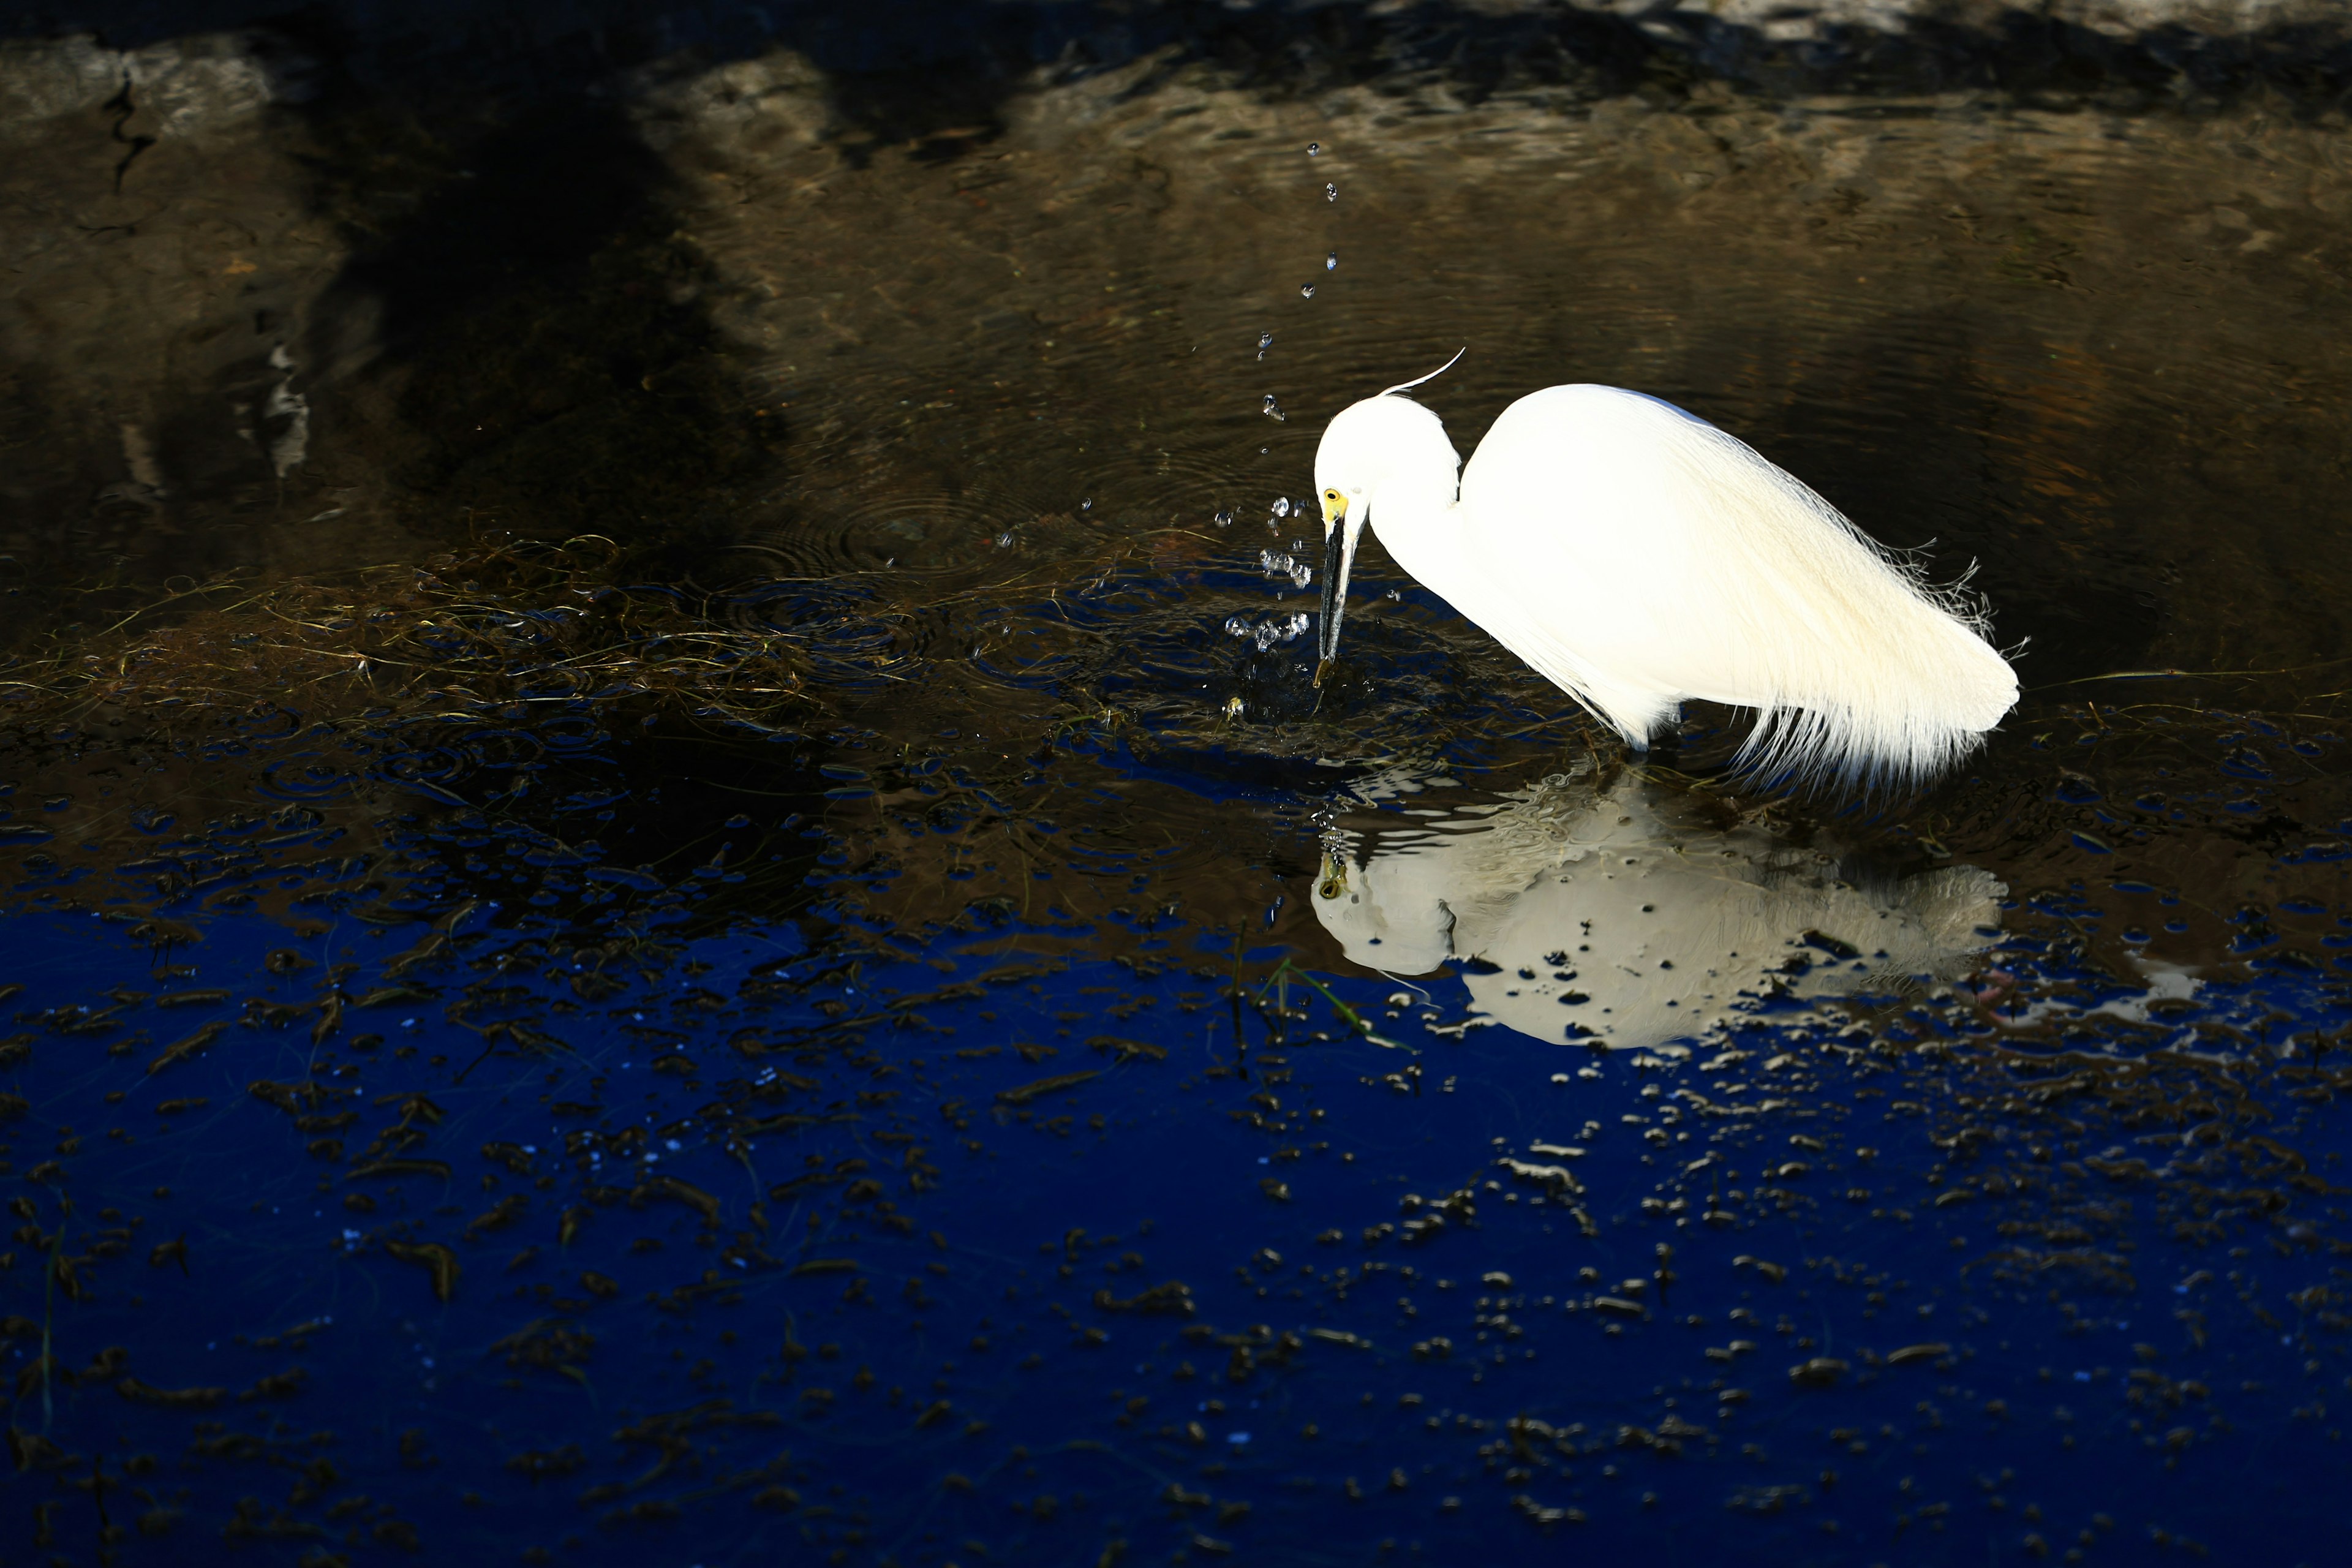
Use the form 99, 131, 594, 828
3, 12, 2351, 1567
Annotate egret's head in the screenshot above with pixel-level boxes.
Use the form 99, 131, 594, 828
1311, 391, 1460, 680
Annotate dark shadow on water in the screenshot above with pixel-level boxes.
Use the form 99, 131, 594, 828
1742, 304, 2173, 688
299, 90, 782, 565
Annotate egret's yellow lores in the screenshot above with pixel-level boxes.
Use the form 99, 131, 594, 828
1312, 362, 2019, 783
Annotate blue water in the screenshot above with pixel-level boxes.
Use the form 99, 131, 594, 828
4, 734, 2346, 1566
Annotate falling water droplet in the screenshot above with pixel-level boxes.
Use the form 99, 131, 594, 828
1262, 394, 1286, 421
1271, 497, 1291, 518
1215, 510, 1234, 527
1325, 183, 1338, 202
1080, 498, 1093, 511
995, 532, 1014, 548
1258, 331, 1273, 350
1300, 284, 1316, 299
1326, 251, 1338, 271
1307, 142, 1321, 156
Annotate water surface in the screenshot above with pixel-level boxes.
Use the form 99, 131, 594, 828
2, 27, 2350, 1567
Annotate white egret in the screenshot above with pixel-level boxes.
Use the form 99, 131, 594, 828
1313, 359, 2019, 783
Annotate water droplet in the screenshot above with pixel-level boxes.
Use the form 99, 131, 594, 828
1258, 331, 1273, 350
1325, 183, 1338, 202
1261, 550, 1317, 592
995, 532, 1014, 548
1225, 616, 1251, 638
1080, 498, 1093, 511
1307, 142, 1320, 156
1300, 284, 1316, 298
1271, 497, 1291, 518
1215, 510, 1234, 527
1262, 394, 1286, 421
1326, 251, 1338, 270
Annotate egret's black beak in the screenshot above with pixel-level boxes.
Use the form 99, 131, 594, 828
1315, 500, 1355, 688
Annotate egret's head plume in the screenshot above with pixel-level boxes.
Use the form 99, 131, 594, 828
1378, 347, 1466, 398
1311, 361, 1465, 684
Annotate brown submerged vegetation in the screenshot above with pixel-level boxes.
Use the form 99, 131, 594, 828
0, 533, 824, 742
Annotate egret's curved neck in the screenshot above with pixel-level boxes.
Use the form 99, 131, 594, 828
1370, 459, 1460, 565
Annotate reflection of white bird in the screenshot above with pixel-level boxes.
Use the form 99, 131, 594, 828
1312, 361, 2018, 783
1311, 767, 2003, 1053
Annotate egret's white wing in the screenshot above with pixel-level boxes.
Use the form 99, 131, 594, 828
1451, 386, 2018, 779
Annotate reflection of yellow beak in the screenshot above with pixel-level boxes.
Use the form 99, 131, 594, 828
1316, 851, 1348, 900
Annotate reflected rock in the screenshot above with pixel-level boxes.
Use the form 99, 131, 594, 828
1313, 767, 2002, 1052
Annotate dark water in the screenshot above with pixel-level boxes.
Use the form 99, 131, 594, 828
4, 11, 2352, 1566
